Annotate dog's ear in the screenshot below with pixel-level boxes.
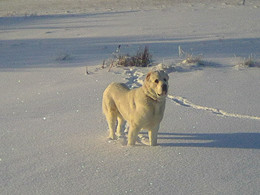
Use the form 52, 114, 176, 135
165, 73, 169, 81
145, 72, 152, 82
159, 70, 169, 81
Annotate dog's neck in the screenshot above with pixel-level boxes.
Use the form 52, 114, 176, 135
142, 85, 165, 103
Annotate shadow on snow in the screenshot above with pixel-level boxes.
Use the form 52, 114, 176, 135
155, 132, 260, 149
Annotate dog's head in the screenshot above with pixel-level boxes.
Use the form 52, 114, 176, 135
143, 70, 169, 101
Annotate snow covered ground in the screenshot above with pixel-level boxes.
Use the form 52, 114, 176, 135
0, 0, 260, 194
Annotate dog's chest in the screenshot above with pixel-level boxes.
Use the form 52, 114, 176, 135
142, 100, 165, 124
152, 102, 164, 118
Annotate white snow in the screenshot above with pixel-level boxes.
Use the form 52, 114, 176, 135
1, 0, 260, 194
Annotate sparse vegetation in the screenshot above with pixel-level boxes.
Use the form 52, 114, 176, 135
181, 53, 203, 65
235, 54, 260, 69
106, 45, 152, 71
178, 46, 204, 66
243, 55, 255, 67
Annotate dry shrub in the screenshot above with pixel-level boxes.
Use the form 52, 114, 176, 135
242, 55, 260, 68
235, 54, 260, 69
108, 46, 152, 70
178, 46, 203, 65
181, 53, 203, 65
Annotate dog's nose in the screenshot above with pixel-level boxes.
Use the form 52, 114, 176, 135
162, 84, 167, 93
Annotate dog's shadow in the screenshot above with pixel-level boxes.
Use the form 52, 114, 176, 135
140, 132, 260, 149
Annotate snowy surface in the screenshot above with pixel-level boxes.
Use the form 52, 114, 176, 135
1, 0, 260, 194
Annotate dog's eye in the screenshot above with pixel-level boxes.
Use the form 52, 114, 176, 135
163, 78, 167, 82
154, 79, 159, 84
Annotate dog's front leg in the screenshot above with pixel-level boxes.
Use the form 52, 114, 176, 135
148, 126, 159, 146
128, 125, 140, 146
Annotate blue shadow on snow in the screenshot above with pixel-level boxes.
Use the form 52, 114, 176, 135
156, 132, 260, 149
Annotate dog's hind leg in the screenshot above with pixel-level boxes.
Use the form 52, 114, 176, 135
105, 111, 117, 140
102, 93, 118, 140
116, 115, 126, 138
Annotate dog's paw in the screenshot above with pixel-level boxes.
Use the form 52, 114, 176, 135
106, 137, 117, 144
118, 136, 127, 146
108, 133, 117, 140
137, 135, 150, 146
106, 135, 127, 146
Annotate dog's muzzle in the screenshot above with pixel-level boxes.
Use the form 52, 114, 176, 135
162, 84, 168, 94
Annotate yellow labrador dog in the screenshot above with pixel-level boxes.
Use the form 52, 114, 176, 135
102, 70, 169, 146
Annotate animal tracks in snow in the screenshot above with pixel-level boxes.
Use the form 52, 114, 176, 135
167, 95, 260, 121
119, 67, 260, 121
